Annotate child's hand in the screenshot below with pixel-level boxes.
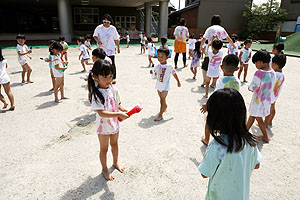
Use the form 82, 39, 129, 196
118, 112, 129, 120
28, 56, 32, 59
64, 67, 68, 70
28, 50, 32, 54
177, 82, 181, 87
150, 70, 153, 74
79, 56, 81, 60
200, 104, 207, 114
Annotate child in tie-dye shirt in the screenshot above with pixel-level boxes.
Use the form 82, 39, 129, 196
246, 50, 276, 143
265, 54, 286, 128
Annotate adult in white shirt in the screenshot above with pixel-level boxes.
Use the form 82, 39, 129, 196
93, 14, 120, 80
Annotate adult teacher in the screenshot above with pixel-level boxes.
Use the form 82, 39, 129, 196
174, 18, 189, 69
93, 14, 120, 80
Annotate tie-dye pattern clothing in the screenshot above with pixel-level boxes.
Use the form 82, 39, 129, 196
249, 70, 276, 117
207, 49, 223, 78
153, 64, 176, 92
203, 25, 228, 43
240, 48, 252, 64
191, 51, 200, 68
215, 76, 241, 91
91, 85, 121, 135
271, 72, 285, 103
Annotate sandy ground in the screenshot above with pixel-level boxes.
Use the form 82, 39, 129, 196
0, 45, 299, 200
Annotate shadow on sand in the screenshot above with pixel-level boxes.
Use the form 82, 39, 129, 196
250, 126, 274, 151
138, 115, 174, 129
34, 91, 53, 97
71, 113, 96, 127
36, 101, 57, 110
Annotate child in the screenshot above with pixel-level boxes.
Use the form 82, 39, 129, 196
150, 48, 181, 121
198, 88, 260, 200
246, 50, 276, 143
140, 32, 146, 54
265, 54, 286, 128
232, 34, 241, 56
270, 43, 284, 68
227, 36, 237, 55
125, 32, 130, 48
198, 34, 204, 58
200, 40, 209, 87
204, 39, 223, 98
146, 37, 156, 67
42, 40, 56, 91
160, 38, 169, 49
59, 36, 69, 62
88, 60, 129, 180
190, 41, 201, 79
200, 54, 241, 145
188, 34, 196, 59
77, 37, 92, 72
0, 48, 15, 110
238, 39, 252, 82
84, 34, 93, 51
16, 34, 33, 83
51, 41, 69, 103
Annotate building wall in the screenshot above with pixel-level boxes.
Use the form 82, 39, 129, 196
281, 0, 300, 20
181, 7, 198, 28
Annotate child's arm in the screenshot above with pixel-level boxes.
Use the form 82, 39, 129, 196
239, 51, 243, 65
245, 52, 252, 63
118, 103, 128, 112
54, 64, 67, 71
255, 163, 260, 169
201, 174, 208, 178
87, 45, 92, 50
172, 73, 181, 87
18, 50, 32, 56
79, 51, 83, 60
95, 110, 129, 120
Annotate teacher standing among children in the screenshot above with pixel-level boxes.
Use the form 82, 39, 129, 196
173, 18, 189, 69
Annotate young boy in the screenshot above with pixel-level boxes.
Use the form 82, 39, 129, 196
238, 39, 252, 82
140, 32, 146, 54
77, 37, 92, 72
265, 53, 286, 128
146, 37, 156, 67
59, 36, 69, 62
16, 34, 33, 83
200, 54, 241, 145
150, 48, 181, 121
204, 39, 223, 98
84, 34, 92, 51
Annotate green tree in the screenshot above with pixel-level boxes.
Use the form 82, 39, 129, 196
242, 0, 287, 38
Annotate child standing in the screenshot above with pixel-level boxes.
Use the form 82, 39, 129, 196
265, 54, 286, 128
77, 37, 92, 72
270, 43, 284, 68
84, 34, 93, 51
188, 34, 196, 59
232, 34, 240, 56
190, 41, 201, 79
59, 36, 69, 62
204, 39, 223, 98
42, 40, 56, 91
150, 48, 181, 121
125, 32, 130, 48
146, 37, 156, 67
16, 34, 33, 83
51, 41, 69, 103
227, 36, 237, 55
140, 32, 146, 54
0, 48, 15, 110
199, 88, 260, 200
88, 60, 129, 181
238, 39, 252, 82
160, 38, 169, 49
246, 50, 276, 143
200, 40, 209, 87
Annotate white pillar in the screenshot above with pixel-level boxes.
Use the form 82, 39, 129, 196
159, 0, 169, 41
58, 0, 73, 42
145, 3, 152, 37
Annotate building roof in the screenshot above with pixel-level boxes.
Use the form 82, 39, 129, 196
169, 1, 200, 16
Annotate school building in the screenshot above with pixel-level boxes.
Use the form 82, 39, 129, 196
0, 0, 173, 42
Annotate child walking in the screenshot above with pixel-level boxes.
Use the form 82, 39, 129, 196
84, 34, 93, 51
140, 32, 146, 54
190, 41, 201, 79
88, 60, 129, 181
16, 34, 33, 83
59, 36, 69, 62
150, 48, 181, 121
246, 50, 276, 143
146, 37, 156, 67
0, 48, 15, 110
188, 34, 196, 59
238, 39, 252, 82
204, 39, 223, 98
200, 40, 209, 87
199, 88, 260, 200
77, 37, 92, 72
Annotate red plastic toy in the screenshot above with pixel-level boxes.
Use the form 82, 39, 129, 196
118, 105, 143, 122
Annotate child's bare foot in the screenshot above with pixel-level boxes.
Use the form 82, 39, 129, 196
210, 85, 215, 88
55, 99, 62, 103
258, 135, 270, 143
203, 94, 208, 98
102, 170, 114, 181
201, 136, 209, 146
2, 103, 8, 109
200, 83, 205, 87
49, 88, 54, 91
61, 97, 69, 100
21, 80, 26, 84
27, 80, 34, 83
9, 106, 15, 111
193, 76, 196, 79
175, 66, 178, 69
243, 80, 248, 83
154, 116, 163, 121
113, 163, 125, 173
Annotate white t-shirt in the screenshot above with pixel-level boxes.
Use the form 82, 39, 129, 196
80, 44, 90, 60
61, 41, 68, 51
188, 39, 197, 50
0, 59, 10, 84
16, 44, 29, 65
153, 63, 176, 92
207, 49, 223, 78
234, 41, 240, 52
215, 76, 241, 91
203, 25, 228, 43
52, 55, 64, 77
240, 48, 252, 64
174, 26, 189, 42
271, 72, 285, 103
93, 24, 120, 56
202, 44, 209, 57
91, 85, 121, 135
84, 41, 91, 48
140, 35, 146, 45
147, 43, 156, 55
126, 35, 130, 42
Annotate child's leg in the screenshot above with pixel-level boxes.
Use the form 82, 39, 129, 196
110, 132, 125, 173
50, 69, 55, 91
201, 70, 207, 85
246, 116, 255, 130
265, 103, 275, 127
204, 76, 211, 98
65, 52, 68, 62
21, 64, 27, 83
81, 59, 86, 71
212, 77, 218, 87
255, 117, 269, 142
238, 64, 244, 79
98, 134, 114, 180
188, 49, 192, 59
154, 90, 168, 121
0, 85, 8, 109
201, 121, 210, 145
243, 64, 249, 82
22, 63, 33, 83
54, 77, 63, 103
148, 55, 153, 66
3, 82, 15, 110
190, 67, 194, 76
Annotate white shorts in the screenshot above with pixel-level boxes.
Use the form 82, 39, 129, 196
0, 75, 10, 84
149, 53, 154, 57
52, 69, 64, 78
18, 59, 28, 66
206, 67, 220, 78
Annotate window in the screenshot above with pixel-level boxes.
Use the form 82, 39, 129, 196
74, 7, 99, 24
115, 16, 136, 29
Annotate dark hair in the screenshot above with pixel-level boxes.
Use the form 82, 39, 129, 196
230, 36, 236, 43
157, 48, 170, 57
273, 43, 285, 54
48, 40, 56, 54
85, 34, 92, 40
92, 48, 106, 60
161, 38, 167, 45
88, 60, 116, 104
252, 50, 270, 64
59, 36, 65, 41
244, 39, 252, 45
102, 14, 114, 25
212, 39, 223, 50
205, 40, 208, 44
199, 34, 203, 38
190, 34, 195, 39
50, 41, 63, 55
147, 37, 152, 43
77, 36, 85, 44
178, 18, 185, 26
232, 33, 239, 40
222, 54, 239, 73
193, 41, 201, 58
247, 36, 253, 40
206, 88, 257, 153
0, 48, 4, 61
272, 53, 286, 69
16, 34, 25, 40
211, 15, 221, 26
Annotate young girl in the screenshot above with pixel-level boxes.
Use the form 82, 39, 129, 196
246, 50, 276, 143
199, 88, 260, 200
160, 38, 169, 49
0, 48, 15, 110
146, 37, 156, 67
238, 39, 252, 82
190, 41, 201, 79
270, 43, 284, 69
51, 41, 69, 103
88, 60, 129, 181
226, 36, 237, 55
84, 34, 93, 51
232, 34, 240, 56
188, 34, 196, 59
42, 40, 56, 91
78, 37, 92, 72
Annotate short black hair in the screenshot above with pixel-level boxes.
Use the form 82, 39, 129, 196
161, 38, 167, 44
77, 36, 85, 44
48, 40, 56, 46
273, 42, 284, 53
272, 53, 286, 69
190, 34, 195, 39
252, 50, 270, 64
222, 54, 239, 73
244, 39, 252, 45
230, 36, 236, 43
231, 33, 239, 40
85, 34, 92, 39
59, 36, 65, 41
211, 15, 221, 25
147, 37, 152, 43
212, 39, 223, 50
157, 48, 170, 57
199, 34, 203, 37
178, 18, 185, 26
16, 34, 25, 40
92, 48, 106, 59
